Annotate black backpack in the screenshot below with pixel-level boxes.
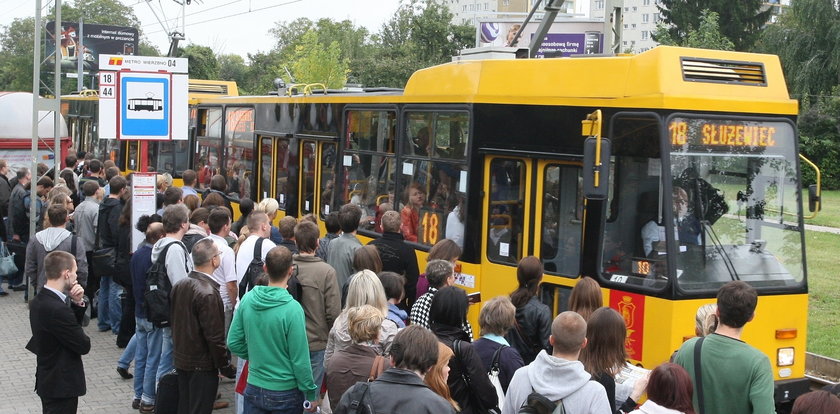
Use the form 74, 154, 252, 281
518, 392, 566, 414
239, 238, 267, 299
144, 241, 188, 328
342, 382, 374, 414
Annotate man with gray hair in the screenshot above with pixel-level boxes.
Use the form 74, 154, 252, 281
368, 210, 419, 308
171, 238, 236, 413
409, 259, 472, 337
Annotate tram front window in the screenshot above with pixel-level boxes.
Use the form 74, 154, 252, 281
669, 117, 805, 291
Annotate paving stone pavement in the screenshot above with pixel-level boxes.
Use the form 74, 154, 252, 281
0, 288, 235, 413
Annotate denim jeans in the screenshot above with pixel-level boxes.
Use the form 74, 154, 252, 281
156, 326, 174, 382
242, 384, 303, 414
309, 350, 325, 390
135, 317, 163, 404
97, 276, 122, 332
117, 334, 137, 369
236, 358, 246, 414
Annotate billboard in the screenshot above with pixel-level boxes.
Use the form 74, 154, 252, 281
46, 22, 138, 72
478, 19, 604, 57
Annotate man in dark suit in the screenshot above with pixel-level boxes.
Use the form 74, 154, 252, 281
26, 250, 90, 413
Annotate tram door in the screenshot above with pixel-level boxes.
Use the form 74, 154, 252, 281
296, 140, 338, 222
257, 135, 293, 219
299, 140, 317, 216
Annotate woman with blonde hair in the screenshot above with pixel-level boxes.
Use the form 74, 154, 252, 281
256, 197, 282, 244
325, 305, 385, 409
569, 276, 602, 321
695, 303, 718, 337
324, 270, 399, 368
425, 342, 460, 412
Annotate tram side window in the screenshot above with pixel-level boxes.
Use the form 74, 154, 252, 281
275, 139, 295, 209
195, 108, 222, 190
301, 141, 316, 215
150, 141, 190, 176
320, 142, 336, 217
400, 111, 469, 247
225, 108, 255, 200
487, 159, 524, 263
341, 110, 397, 232
259, 137, 272, 199
540, 165, 583, 276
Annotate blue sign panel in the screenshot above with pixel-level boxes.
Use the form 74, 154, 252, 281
120, 76, 169, 137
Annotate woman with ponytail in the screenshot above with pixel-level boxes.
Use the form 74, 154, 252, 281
504, 256, 551, 364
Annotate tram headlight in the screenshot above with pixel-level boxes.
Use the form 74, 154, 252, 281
777, 347, 795, 367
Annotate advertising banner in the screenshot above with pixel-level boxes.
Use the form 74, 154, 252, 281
131, 173, 157, 253
477, 19, 604, 57
46, 22, 138, 72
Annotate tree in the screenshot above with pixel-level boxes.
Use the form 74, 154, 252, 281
179, 44, 219, 80
797, 92, 840, 189
289, 30, 349, 89
653, 10, 734, 51
218, 54, 249, 90
242, 51, 285, 95
655, 0, 772, 50
753, 0, 840, 98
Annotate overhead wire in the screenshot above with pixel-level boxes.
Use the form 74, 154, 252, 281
140, 0, 243, 30
146, 0, 304, 35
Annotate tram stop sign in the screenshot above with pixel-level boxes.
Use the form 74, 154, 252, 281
98, 54, 188, 140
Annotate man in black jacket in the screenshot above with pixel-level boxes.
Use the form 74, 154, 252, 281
368, 210, 419, 308
171, 238, 236, 413
96, 175, 126, 333
7, 168, 32, 291
26, 250, 91, 413
0, 160, 11, 242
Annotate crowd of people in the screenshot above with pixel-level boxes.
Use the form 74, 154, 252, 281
3, 153, 838, 414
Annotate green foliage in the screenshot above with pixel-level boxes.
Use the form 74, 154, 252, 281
179, 44, 219, 80
242, 51, 285, 95
289, 30, 349, 89
798, 92, 840, 190
218, 54, 249, 91
655, 0, 772, 50
805, 230, 840, 359
753, 0, 840, 98
653, 10, 734, 50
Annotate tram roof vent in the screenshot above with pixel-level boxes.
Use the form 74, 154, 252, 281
681, 57, 766, 86
189, 82, 229, 95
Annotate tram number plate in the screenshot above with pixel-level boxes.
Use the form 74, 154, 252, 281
418, 209, 444, 245
610, 274, 629, 283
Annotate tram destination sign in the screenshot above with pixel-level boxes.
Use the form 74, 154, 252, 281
669, 118, 787, 151
98, 54, 189, 141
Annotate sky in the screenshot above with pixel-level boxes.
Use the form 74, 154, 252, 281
1, 0, 403, 59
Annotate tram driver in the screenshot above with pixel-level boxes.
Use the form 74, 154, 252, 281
640, 186, 701, 257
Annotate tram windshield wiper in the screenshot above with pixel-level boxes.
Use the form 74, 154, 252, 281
702, 221, 740, 281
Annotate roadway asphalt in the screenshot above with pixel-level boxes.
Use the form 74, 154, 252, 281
0, 287, 235, 413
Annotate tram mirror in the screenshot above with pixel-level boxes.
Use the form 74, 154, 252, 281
583, 137, 611, 200
808, 184, 820, 212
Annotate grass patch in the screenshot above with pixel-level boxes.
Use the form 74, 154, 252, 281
805, 230, 840, 359
803, 189, 840, 228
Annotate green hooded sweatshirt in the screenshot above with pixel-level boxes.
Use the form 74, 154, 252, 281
227, 285, 317, 401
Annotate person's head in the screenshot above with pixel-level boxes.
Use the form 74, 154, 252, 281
278, 216, 297, 239
569, 277, 602, 321
156, 174, 168, 191
109, 175, 127, 196
210, 174, 227, 192
103, 159, 116, 171
59, 169, 76, 193
345, 269, 388, 315
247, 211, 271, 237
324, 211, 340, 234
353, 245, 383, 274
510, 256, 543, 308
145, 222, 165, 245
105, 166, 120, 181
264, 246, 294, 283
792, 390, 840, 414
695, 303, 719, 337
256, 197, 280, 220
579, 307, 626, 376
238, 198, 255, 219
338, 203, 362, 233
381, 210, 401, 233
44, 250, 77, 289
162, 204, 190, 235
425, 259, 455, 289
182, 169, 196, 187
346, 304, 383, 344
301, 214, 317, 225
404, 182, 426, 208
429, 286, 468, 327
294, 221, 320, 254
189, 207, 211, 231
389, 325, 439, 375
208, 207, 232, 235
550, 311, 588, 357
82, 179, 99, 198
379, 271, 406, 303
36, 176, 54, 196
136, 213, 162, 233
183, 194, 200, 211
47, 203, 69, 227
673, 186, 689, 219
88, 159, 102, 175
201, 192, 225, 209
50, 191, 74, 214
162, 186, 183, 206
191, 238, 220, 271
0, 160, 6, 176
645, 363, 696, 414
428, 238, 462, 263
717, 280, 757, 329
479, 295, 517, 336
64, 154, 77, 169
425, 342, 459, 411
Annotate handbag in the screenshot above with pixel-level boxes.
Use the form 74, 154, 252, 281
488, 345, 507, 404
368, 355, 386, 382
454, 339, 502, 414
0, 242, 17, 277
92, 225, 116, 275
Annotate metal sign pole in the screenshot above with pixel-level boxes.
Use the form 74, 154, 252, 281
77, 17, 84, 92
54, 0, 62, 184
